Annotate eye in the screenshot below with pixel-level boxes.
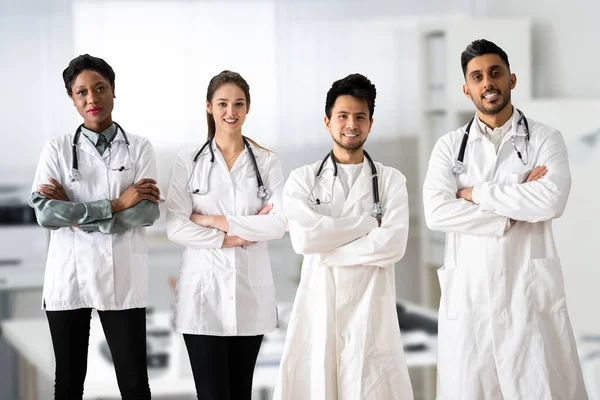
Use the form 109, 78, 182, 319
77, 90, 87, 96
96, 86, 105, 92
339, 114, 347, 119
357, 116, 365, 120
473, 75, 481, 81
218, 102, 226, 107
235, 102, 245, 107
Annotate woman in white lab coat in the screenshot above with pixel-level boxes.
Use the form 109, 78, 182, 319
29, 54, 160, 399
423, 39, 587, 400
166, 70, 287, 400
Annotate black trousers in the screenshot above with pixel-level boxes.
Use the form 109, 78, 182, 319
46, 307, 151, 400
183, 334, 264, 400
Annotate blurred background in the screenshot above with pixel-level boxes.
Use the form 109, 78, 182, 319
1, 0, 600, 399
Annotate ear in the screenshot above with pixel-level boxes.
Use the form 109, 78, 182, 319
510, 73, 517, 90
246, 102, 250, 115
369, 117, 374, 130
324, 115, 331, 131
206, 100, 212, 115
462, 83, 471, 99
111, 83, 116, 98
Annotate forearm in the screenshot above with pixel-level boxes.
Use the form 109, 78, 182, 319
167, 212, 225, 249
320, 226, 407, 268
473, 179, 569, 222
80, 200, 160, 234
226, 213, 287, 242
288, 214, 379, 255
424, 191, 508, 237
29, 192, 112, 230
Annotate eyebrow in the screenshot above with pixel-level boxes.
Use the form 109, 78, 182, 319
216, 98, 246, 102
469, 65, 505, 77
74, 81, 106, 89
337, 110, 367, 115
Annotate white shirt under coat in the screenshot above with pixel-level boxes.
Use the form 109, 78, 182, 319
166, 141, 287, 336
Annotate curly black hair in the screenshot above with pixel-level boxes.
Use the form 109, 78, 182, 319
325, 73, 377, 119
62, 54, 115, 96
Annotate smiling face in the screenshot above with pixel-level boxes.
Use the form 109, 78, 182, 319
70, 69, 115, 132
206, 82, 249, 137
325, 94, 373, 154
462, 53, 516, 116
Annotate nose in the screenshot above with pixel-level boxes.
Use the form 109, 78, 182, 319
87, 91, 99, 105
226, 104, 236, 116
346, 116, 358, 129
482, 74, 495, 89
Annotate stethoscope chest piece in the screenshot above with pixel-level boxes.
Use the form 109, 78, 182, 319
452, 161, 465, 175
69, 168, 82, 182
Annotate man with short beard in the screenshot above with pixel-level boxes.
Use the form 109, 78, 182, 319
273, 74, 414, 400
423, 39, 587, 400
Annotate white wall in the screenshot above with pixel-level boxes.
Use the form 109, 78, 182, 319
481, 0, 600, 98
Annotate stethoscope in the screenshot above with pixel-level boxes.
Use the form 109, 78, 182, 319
186, 136, 269, 199
69, 122, 134, 182
307, 150, 382, 219
452, 109, 530, 175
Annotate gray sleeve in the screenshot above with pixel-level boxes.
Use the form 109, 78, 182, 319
79, 200, 160, 234
29, 192, 113, 230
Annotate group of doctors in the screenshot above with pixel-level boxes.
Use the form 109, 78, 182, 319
28, 38, 586, 400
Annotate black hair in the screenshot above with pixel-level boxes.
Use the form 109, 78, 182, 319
325, 73, 376, 119
461, 39, 510, 76
62, 54, 115, 96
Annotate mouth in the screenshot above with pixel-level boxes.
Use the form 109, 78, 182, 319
343, 132, 360, 138
224, 118, 238, 125
87, 107, 103, 115
482, 91, 501, 101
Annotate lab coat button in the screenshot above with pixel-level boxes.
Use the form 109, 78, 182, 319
104, 252, 111, 258
230, 296, 234, 300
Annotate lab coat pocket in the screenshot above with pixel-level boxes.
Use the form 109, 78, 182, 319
437, 265, 460, 320
246, 243, 273, 286
530, 258, 567, 312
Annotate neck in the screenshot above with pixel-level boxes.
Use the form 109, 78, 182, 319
477, 104, 513, 129
214, 130, 245, 154
332, 145, 364, 164
84, 117, 113, 133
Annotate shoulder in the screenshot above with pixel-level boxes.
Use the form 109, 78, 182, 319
374, 162, 406, 186
525, 117, 563, 141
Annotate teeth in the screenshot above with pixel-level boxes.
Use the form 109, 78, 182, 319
484, 92, 499, 99
343, 133, 358, 137
225, 119, 236, 123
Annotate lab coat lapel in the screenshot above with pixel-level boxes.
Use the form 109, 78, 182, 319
77, 134, 105, 164
341, 162, 371, 217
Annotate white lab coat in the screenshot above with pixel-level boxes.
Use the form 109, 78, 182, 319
166, 142, 287, 336
423, 113, 587, 400
273, 159, 414, 400
30, 129, 158, 311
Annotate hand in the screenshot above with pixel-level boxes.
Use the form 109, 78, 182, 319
524, 166, 548, 183
221, 234, 255, 248
256, 203, 274, 215
456, 187, 474, 202
111, 178, 160, 212
37, 178, 69, 201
